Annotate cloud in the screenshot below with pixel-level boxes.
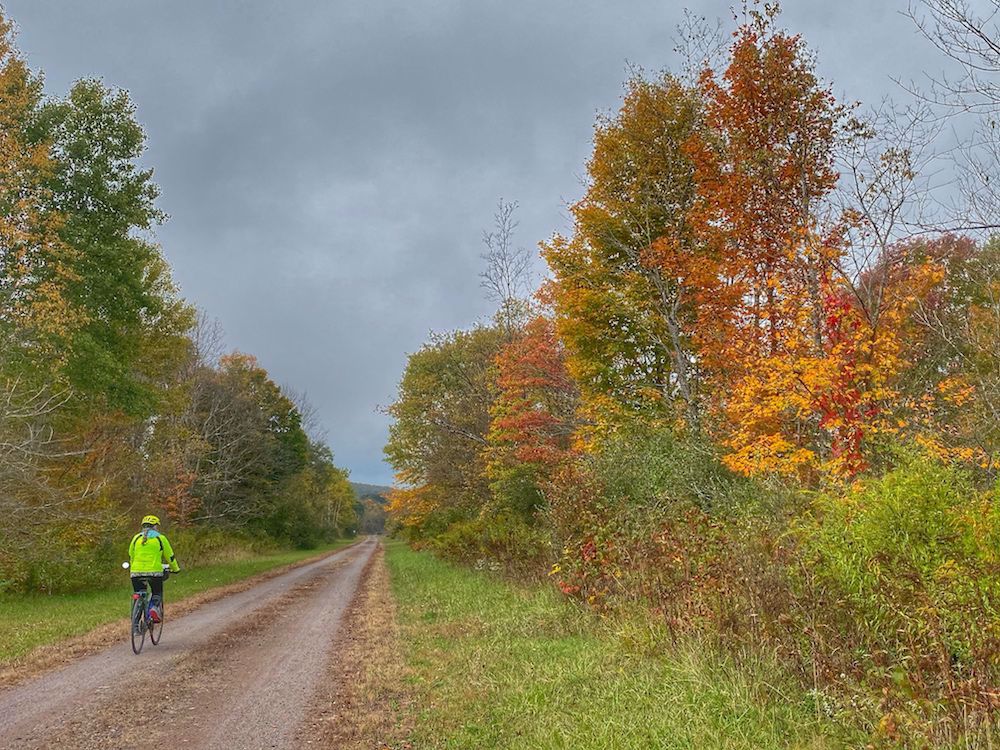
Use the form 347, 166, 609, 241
6, 0, 926, 482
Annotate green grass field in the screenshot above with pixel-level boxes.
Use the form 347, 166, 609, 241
0, 540, 354, 664
385, 542, 862, 750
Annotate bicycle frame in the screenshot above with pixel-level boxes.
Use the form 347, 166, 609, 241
127, 564, 169, 654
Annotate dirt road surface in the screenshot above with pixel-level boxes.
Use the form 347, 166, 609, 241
0, 537, 379, 750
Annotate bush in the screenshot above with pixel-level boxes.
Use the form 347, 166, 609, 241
2, 514, 130, 594
590, 427, 767, 514
0, 522, 285, 594
547, 427, 798, 617
169, 525, 281, 566
429, 511, 553, 581
797, 453, 1000, 741
546, 435, 1000, 743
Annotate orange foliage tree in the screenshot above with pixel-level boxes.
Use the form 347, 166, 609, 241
542, 5, 955, 480
485, 316, 578, 519
674, 7, 849, 478
0, 15, 81, 371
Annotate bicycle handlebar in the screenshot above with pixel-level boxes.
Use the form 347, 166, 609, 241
121, 561, 178, 578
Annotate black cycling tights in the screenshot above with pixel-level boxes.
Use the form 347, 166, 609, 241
131, 576, 164, 603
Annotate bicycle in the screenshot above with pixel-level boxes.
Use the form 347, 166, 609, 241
123, 562, 172, 654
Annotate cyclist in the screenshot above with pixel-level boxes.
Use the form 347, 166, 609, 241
129, 515, 181, 625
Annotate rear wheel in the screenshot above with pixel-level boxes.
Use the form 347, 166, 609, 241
149, 603, 163, 645
130, 597, 146, 655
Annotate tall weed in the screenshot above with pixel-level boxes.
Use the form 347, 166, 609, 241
798, 454, 1000, 743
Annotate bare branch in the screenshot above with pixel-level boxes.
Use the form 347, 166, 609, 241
480, 199, 534, 336
672, 9, 727, 85
907, 0, 1000, 113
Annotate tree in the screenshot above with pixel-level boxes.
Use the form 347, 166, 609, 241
0, 14, 81, 379
908, 0, 1000, 116
0, 376, 79, 554
542, 74, 704, 435
264, 439, 355, 546
37, 79, 194, 417
684, 5, 839, 362
905, 1, 1000, 235
480, 199, 533, 338
906, 235, 1000, 473
678, 7, 867, 478
384, 325, 504, 536
544, 7, 856, 478
0, 15, 92, 575
185, 353, 308, 525
485, 316, 578, 519
359, 498, 388, 535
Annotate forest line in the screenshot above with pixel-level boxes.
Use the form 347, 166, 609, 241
384, 3, 1000, 745
0, 12, 357, 595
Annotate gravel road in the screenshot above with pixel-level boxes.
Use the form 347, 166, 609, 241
0, 537, 379, 750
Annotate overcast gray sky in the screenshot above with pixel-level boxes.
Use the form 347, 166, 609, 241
4, 1, 937, 484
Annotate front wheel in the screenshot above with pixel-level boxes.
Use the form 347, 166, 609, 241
130, 597, 146, 655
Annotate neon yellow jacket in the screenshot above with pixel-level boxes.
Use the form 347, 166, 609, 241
129, 530, 180, 575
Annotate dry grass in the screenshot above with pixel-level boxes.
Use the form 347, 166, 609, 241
303, 543, 414, 749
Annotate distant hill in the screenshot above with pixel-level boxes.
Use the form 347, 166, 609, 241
351, 482, 393, 504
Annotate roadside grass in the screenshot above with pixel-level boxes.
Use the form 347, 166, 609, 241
385, 542, 863, 750
0, 540, 354, 664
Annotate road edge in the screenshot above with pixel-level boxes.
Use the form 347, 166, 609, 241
299, 539, 415, 749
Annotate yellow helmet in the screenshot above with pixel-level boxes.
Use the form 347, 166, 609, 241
141, 514, 161, 526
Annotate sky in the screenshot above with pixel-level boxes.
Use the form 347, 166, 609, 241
4, 0, 942, 484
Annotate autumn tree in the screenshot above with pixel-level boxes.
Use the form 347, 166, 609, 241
27, 78, 198, 542
0, 17, 91, 573
485, 316, 578, 519
901, 235, 1000, 473
182, 352, 308, 525
542, 7, 859, 478
542, 74, 704, 435
0, 15, 80, 377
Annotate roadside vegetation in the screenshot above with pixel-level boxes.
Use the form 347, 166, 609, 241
385, 3, 1000, 746
386, 542, 861, 749
0, 11, 359, 596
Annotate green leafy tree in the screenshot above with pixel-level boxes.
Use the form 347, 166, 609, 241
36, 79, 194, 417
263, 440, 356, 546
385, 325, 504, 536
